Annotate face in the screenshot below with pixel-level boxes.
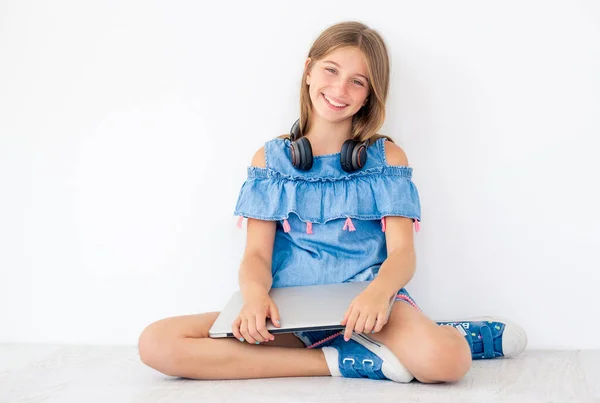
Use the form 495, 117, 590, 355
305, 46, 370, 123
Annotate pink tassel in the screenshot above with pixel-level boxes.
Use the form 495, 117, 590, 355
237, 216, 243, 229
414, 219, 421, 232
282, 219, 291, 233
306, 222, 313, 234
343, 217, 356, 231
381, 217, 387, 232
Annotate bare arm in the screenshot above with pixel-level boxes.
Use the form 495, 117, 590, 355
237, 146, 277, 299
238, 217, 276, 300
371, 217, 416, 299
232, 146, 282, 344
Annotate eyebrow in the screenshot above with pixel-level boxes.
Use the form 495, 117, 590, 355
323, 60, 369, 82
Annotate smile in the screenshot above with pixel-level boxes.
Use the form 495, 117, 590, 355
322, 93, 348, 109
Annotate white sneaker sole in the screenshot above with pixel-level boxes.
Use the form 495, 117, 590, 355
351, 333, 414, 383
436, 316, 528, 358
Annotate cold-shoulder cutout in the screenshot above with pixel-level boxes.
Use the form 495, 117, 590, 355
383, 139, 409, 167
250, 146, 267, 168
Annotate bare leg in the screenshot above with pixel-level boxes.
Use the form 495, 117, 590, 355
368, 303, 472, 383
138, 312, 331, 380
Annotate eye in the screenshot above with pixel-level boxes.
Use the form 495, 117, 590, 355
353, 80, 365, 86
325, 67, 336, 74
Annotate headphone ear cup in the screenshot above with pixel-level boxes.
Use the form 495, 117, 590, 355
352, 142, 368, 170
340, 140, 356, 172
296, 137, 313, 170
290, 140, 300, 168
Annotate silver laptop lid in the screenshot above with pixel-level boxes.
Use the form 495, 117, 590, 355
209, 281, 393, 338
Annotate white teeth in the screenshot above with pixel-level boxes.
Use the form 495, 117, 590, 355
323, 94, 347, 107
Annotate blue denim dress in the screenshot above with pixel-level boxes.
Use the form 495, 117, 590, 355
234, 136, 423, 347
234, 136, 421, 289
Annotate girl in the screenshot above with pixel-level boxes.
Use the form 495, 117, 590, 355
138, 21, 527, 383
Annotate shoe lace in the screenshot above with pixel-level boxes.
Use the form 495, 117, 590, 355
342, 357, 382, 380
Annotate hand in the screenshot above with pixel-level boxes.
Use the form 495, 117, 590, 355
341, 286, 392, 341
232, 292, 281, 344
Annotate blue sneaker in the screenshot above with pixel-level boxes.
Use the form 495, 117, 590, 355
320, 333, 414, 383
436, 316, 527, 360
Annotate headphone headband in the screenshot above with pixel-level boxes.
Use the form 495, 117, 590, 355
290, 119, 301, 141
289, 119, 369, 144
287, 119, 369, 173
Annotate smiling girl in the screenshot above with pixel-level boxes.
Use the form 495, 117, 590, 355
138, 21, 527, 383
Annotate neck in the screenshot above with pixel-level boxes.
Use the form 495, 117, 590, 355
303, 114, 353, 156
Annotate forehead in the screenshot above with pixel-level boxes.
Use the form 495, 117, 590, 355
320, 47, 367, 75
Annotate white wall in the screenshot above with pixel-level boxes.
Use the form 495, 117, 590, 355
1, 0, 599, 349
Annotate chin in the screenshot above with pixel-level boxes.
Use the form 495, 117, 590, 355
313, 112, 346, 125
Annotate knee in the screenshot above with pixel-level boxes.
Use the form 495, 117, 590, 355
415, 331, 472, 383
138, 321, 181, 377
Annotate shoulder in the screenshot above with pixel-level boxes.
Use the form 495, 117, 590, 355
383, 139, 409, 166
250, 146, 266, 168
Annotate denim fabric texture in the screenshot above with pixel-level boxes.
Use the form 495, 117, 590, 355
234, 136, 422, 289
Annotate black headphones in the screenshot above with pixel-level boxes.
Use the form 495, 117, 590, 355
288, 119, 369, 172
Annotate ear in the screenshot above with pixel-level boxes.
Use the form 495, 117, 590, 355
304, 57, 312, 71
305, 57, 312, 85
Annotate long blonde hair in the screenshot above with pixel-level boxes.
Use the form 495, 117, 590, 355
296, 21, 392, 144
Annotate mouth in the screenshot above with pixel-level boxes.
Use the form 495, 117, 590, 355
321, 93, 348, 110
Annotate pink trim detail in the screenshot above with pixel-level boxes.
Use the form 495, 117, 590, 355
306, 331, 343, 349
306, 222, 313, 234
396, 294, 421, 311
381, 217, 387, 232
282, 219, 291, 233
343, 217, 356, 231
237, 216, 243, 229
414, 219, 421, 232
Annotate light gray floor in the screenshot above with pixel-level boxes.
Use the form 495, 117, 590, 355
0, 344, 598, 403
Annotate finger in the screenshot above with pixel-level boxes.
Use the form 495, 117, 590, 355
341, 304, 353, 326
241, 317, 255, 344
240, 317, 255, 344
232, 318, 244, 342
373, 311, 388, 333
269, 303, 281, 328
344, 308, 360, 341
247, 315, 264, 343
354, 312, 368, 334
363, 313, 377, 334
255, 314, 273, 342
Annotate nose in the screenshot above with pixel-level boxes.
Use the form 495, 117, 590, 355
332, 77, 349, 96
